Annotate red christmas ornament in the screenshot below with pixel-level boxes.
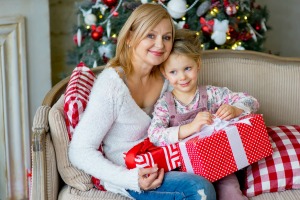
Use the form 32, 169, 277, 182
96, 26, 104, 34
102, 54, 109, 64
112, 11, 119, 17
223, 0, 230, 7
200, 17, 214, 34
228, 26, 239, 40
91, 31, 102, 41
91, 25, 104, 41
111, 37, 118, 44
183, 23, 190, 29
73, 33, 84, 45
255, 23, 261, 31
225, 4, 237, 15
238, 31, 252, 41
91, 25, 97, 31
102, 0, 118, 8
223, 0, 237, 16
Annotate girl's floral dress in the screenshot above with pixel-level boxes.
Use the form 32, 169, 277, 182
148, 85, 259, 146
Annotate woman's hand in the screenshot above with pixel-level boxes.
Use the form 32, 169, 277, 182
216, 104, 243, 120
179, 112, 214, 139
138, 165, 164, 191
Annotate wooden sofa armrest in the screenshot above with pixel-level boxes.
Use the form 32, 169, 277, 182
31, 105, 51, 200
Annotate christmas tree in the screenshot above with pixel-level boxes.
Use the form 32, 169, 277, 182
68, 0, 269, 68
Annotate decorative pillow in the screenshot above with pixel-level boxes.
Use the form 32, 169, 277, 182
47, 62, 97, 191
243, 125, 300, 197
49, 95, 94, 191
64, 62, 96, 139
62, 63, 106, 191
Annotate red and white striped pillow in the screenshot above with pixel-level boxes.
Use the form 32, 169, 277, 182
64, 62, 96, 140
63, 63, 106, 190
243, 125, 300, 197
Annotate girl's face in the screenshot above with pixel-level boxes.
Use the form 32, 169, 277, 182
162, 54, 200, 95
131, 18, 173, 69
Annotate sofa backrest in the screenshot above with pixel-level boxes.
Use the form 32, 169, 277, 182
200, 50, 300, 126
36, 50, 300, 199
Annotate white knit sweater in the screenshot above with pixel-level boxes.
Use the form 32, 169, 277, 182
69, 67, 170, 198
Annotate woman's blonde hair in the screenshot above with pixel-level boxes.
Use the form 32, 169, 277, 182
165, 29, 202, 65
108, 3, 175, 75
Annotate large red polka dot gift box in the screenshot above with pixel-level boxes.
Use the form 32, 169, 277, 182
177, 114, 273, 182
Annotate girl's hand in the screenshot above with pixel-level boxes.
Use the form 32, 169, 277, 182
138, 165, 164, 191
179, 112, 214, 139
216, 105, 243, 120
191, 111, 214, 132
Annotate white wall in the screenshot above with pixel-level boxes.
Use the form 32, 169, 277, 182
0, 0, 51, 199
258, 0, 300, 57
0, 0, 51, 125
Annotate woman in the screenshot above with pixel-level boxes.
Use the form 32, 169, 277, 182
69, 3, 216, 200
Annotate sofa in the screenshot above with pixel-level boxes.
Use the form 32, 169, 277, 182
30, 49, 300, 200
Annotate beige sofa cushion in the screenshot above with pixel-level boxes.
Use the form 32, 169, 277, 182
49, 95, 94, 191
249, 189, 300, 200
58, 185, 129, 200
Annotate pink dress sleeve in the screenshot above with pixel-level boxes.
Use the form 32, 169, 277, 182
206, 85, 259, 114
147, 95, 179, 146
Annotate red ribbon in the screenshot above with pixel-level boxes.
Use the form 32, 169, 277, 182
200, 17, 214, 34
125, 138, 161, 169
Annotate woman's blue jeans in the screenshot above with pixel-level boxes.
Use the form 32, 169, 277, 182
127, 171, 216, 200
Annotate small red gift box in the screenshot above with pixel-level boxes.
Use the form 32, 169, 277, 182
125, 138, 181, 172
177, 114, 273, 182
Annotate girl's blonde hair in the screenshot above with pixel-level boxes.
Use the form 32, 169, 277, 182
108, 3, 175, 75
165, 29, 202, 65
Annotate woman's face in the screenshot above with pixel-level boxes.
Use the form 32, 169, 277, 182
131, 18, 173, 68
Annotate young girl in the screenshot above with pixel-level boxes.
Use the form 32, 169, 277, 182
148, 29, 259, 200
